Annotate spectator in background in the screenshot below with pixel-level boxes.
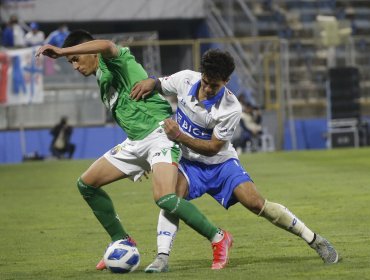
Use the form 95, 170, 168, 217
45, 24, 69, 47
50, 116, 75, 159
232, 97, 262, 153
2, 14, 26, 48
43, 24, 70, 76
25, 22, 45, 46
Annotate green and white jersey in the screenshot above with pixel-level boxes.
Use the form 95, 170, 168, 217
96, 45, 172, 141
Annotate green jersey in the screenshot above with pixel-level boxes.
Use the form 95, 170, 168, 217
96, 46, 173, 140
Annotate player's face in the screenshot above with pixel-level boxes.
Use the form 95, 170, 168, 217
200, 75, 227, 98
66, 54, 97, 76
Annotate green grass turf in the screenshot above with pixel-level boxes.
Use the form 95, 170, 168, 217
1, 148, 370, 280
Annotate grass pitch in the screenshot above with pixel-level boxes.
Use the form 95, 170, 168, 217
1, 148, 370, 280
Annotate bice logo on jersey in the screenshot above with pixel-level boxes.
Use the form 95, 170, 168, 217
177, 108, 212, 140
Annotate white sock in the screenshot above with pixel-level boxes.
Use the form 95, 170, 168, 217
259, 200, 315, 243
211, 229, 224, 243
301, 227, 315, 244
157, 209, 179, 255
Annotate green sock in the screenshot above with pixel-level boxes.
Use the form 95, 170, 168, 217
156, 194, 218, 240
77, 178, 127, 241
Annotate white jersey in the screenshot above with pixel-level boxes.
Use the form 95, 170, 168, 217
159, 70, 241, 165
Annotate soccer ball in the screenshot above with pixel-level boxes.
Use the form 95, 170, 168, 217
103, 239, 140, 273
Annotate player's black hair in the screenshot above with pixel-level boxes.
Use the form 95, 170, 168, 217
200, 49, 235, 81
62, 30, 94, 48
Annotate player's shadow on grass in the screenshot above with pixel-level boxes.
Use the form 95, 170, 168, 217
172, 258, 215, 271
231, 255, 315, 266
172, 255, 315, 271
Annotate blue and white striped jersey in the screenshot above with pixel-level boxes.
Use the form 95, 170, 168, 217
159, 70, 241, 165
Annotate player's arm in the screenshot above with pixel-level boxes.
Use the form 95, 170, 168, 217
36, 40, 118, 59
131, 70, 187, 100
162, 118, 225, 157
130, 78, 162, 100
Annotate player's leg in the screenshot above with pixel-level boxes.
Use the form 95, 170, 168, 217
78, 155, 134, 270
145, 130, 228, 270
152, 162, 219, 240
78, 156, 130, 241
155, 171, 189, 255
67, 143, 75, 159
148, 159, 233, 271
233, 181, 339, 263
145, 172, 188, 273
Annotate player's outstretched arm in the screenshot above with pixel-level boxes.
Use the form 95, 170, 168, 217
36, 40, 118, 59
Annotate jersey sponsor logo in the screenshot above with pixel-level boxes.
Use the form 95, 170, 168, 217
176, 108, 213, 140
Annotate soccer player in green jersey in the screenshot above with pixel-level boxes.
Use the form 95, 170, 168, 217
36, 30, 232, 270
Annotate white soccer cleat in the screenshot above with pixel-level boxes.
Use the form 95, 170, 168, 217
310, 234, 339, 264
144, 255, 169, 273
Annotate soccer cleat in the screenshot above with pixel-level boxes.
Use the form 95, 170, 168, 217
144, 255, 169, 273
96, 259, 106, 270
96, 236, 137, 270
310, 234, 339, 264
211, 230, 233, 270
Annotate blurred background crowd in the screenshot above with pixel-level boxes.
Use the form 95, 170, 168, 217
1, 0, 370, 163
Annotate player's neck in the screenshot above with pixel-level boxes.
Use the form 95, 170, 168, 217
198, 88, 208, 102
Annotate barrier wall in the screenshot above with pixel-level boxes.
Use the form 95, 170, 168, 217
284, 117, 370, 150
2, 118, 368, 164
284, 118, 327, 150
0, 125, 126, 164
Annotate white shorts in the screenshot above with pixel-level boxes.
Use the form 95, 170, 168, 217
104, 126, 181, 182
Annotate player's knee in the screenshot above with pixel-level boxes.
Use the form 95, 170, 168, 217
247, 199, 265, 215
235, 182, 265, 214
156, 194, 180, 213
77, 177, 97, 200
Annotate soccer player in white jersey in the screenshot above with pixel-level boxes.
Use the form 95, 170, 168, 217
131, 49, 339, 272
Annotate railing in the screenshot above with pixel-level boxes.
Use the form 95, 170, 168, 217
0, 36, 285, 148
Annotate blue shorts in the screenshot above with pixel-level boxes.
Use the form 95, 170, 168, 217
179, 158, 253, 209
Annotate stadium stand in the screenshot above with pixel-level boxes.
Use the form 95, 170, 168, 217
1, 0, 370, 163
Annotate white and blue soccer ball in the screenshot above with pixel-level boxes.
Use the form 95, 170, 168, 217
103, 239, 140, 273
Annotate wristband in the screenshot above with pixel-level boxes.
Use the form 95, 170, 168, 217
173, 130, 181, 139
149, 75, 158, 89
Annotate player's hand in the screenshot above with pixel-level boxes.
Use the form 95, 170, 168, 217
35, 44, 63, 59
130, 78, 156, 101
143, 171, 150, 180
162, 118, 182, 140
138, 170, 151, 182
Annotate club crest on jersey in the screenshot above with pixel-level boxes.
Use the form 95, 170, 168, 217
110, 145, 122, 155
176, 108, 213, 140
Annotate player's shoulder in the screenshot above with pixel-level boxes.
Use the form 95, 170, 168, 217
162, 70, 200, 86
115, 45, 130, 57
220, 88, 242, 114
167, 69, 200, 80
